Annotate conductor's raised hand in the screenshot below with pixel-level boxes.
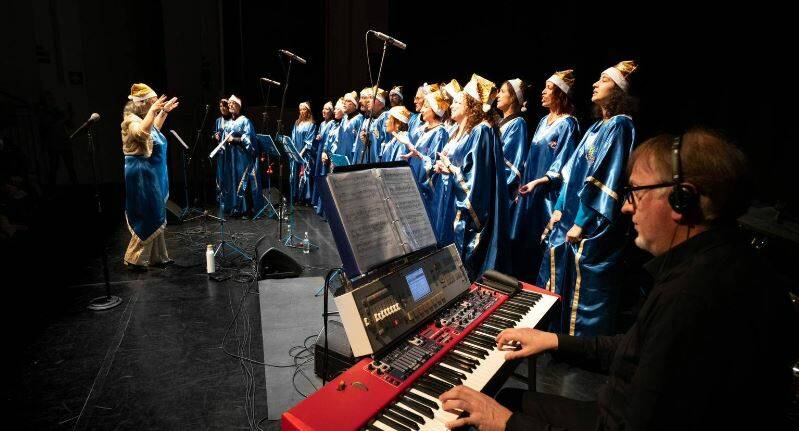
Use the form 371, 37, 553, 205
163, 97, 179, 112
148, 95, 167, 114
496, 328, 558, 361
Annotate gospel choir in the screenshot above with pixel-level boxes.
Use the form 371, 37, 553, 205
204, 60, 636, 337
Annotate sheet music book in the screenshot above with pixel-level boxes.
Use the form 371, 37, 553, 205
322, 163, 437, 277
256, 134, 281, 156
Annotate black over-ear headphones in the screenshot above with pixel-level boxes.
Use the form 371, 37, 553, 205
668, 134, 699, 214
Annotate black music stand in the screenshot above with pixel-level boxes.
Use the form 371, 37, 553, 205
277, 134, 318, 251
169, 129, 204, 221
253, 133, 280, 220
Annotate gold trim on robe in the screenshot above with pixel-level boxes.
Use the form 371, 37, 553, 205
548, 246, 556, 292
586, 176, 619, 201
504, 159, 522, 180
569, 239, 586, 336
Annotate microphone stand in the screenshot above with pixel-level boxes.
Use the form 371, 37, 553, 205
275, 57, 293, 239
86, 123, 122, 311
360, 39, 389, 164
253, 81, 278, 221
178, 106, 209, 221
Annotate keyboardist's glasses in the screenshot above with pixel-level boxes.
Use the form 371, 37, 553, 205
622, 183, 674, 205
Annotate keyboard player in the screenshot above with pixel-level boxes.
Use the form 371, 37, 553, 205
438, 131, 798, 430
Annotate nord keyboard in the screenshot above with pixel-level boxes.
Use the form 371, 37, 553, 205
282, 282, 558, 431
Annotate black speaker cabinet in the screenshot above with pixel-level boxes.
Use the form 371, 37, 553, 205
255, 236, 303, 280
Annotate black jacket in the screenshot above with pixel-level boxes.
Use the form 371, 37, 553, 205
508, 226, 798, 430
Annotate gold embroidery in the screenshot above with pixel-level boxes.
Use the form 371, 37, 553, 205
586, 176, 619, 201
569, 240, 586, 336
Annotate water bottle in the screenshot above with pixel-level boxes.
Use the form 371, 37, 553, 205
303, 232, 310, 254
206, 244, 215, 273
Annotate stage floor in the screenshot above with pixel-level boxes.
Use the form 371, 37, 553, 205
9, 204, 604, 429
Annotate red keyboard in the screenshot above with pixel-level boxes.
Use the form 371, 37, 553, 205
282, 283, 559, 431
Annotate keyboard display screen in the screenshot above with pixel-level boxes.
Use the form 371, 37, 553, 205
406, 268, 431, 302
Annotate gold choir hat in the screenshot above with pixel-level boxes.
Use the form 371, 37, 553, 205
373, 87, 388, 104
463, 74, 497, 112
334, 98, 345, 111
547, 69, 575, 95
228, 94, 242, 106
360, 87, 374, 97
299, 101, 311, 111
421, 82, 440, 95
128, 83, 157, 102
388, 106, 411, 124
602, 60, 637, 93
424, 90, 451, 118
323, 101, 334, 110
389, 86, 404, 100
444, 79, 461, 100
344, 91, 358, 105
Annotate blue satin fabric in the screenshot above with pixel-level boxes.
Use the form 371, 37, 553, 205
509, 115, 580, 283
312, 119, 340, 216
430, 130, 471, 247
222, 115, 262, 215
290, 120, 317, 203
451, 123, 511, 280
380, 136, 402, 162
401, 125, 449, 216
336, 112, 362, 165
537, 115, 635, 337
352, 111, 387, 164
310, 119, 332, 212
212, 117, 233, 209
498, 116, 528, 206
408, 112, 425, 145
125, 125, 168, 241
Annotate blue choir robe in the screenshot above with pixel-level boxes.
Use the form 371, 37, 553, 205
310, 119, 332, 211
537, 115, 635, 337
222, 115, 262, 215
380, 135, 403, 162
430, 129, 469, 247
125, 125, 168, 243
400, 124, 448, 215
213, 117, 233, 209
408, 112, 425, 145
152, 127, 169, 204
352, 111, 387, 164
499, 115, 528, 205
290, 120, 317, 203
450, 123, 511, 280
337, 112, 362, 166
445, 121, 458, 137
314, 119, 342, 216
509, 115, 580, 283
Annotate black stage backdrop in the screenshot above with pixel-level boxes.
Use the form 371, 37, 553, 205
0, 0, 795, 206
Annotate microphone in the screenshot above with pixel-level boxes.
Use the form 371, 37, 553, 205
260, 77, 282, 86
69, 113, 100, 139
369, 30, 406, 50
278, 49, 307, 65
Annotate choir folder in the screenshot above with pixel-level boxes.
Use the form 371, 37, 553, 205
321, 161, 437, 277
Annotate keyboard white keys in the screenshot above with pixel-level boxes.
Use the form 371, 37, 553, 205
366, 290, 557, 431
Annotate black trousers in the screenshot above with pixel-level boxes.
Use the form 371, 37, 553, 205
496, 388, 598, 431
